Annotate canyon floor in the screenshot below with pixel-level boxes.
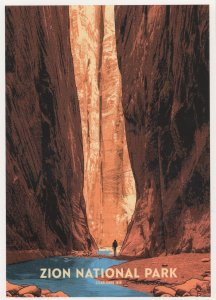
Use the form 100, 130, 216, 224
99, 253, 211, 297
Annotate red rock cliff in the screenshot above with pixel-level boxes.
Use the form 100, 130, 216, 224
6, 6, 96, 261
115, 5, 209, 256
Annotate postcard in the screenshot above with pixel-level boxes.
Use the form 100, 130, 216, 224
5, 4, 211, 298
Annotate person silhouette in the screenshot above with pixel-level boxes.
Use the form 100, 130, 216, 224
112, 239, 118, 257
87, 237, 92, 255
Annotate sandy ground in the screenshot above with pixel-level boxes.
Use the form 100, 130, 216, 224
99, 253, 210, 295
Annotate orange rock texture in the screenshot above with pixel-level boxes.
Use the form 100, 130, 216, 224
115, 6, 210, 256
69, 6, 136, 246
6, 6, 96, 259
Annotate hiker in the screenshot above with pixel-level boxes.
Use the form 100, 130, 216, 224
112, 239, 118, 257
87, 237, 92, 255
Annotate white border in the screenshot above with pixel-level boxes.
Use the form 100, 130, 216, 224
1, 1, 215, 300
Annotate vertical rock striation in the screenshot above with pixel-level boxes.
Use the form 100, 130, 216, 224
6, 6, 96, 262
69, 6, 136, 246
115, 5, 209, 256
69, 6, 103, 245
100, 7, 136, 246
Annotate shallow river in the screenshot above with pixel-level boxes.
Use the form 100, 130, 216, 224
7, 251, 149, 297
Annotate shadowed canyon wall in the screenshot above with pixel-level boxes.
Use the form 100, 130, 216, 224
6, 6, 96, 263
115, 5, 210, 256
69, 6, 136, 246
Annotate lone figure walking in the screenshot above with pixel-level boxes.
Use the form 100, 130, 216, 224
112, 239, 118, 257
87, 237, 92, 255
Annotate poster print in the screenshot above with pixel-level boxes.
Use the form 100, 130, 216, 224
6, 5, 210, 297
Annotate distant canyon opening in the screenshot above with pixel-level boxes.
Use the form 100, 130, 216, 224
69, 6, 136, 247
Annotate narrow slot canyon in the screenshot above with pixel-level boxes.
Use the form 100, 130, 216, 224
69, 6, 136, 247
68, 5, 210, 255
6, 5, 210, 264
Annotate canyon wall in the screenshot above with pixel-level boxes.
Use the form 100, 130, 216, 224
69, 6, 136, 246
115, 5, 210, 256
6, 6, 96, 263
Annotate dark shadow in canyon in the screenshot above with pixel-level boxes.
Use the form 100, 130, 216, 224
6, 6, 97, 264
115, 5, 210, 257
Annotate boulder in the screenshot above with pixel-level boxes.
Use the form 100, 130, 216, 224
189, 288, 198, 296
201, 258, 210, 262
23, 294, 34, 297
197, 280, 210, 292
174, 278, 210, 296
203, 276, 211, 282
41, 289, 51, 295
201, 271, 210, 277
45, 291, 68, 297
160, 294, 172, 297
182, 292, 191, 296
6, 281, 22, 294
6, 291, 12, 297
153, 286, 176, 296
18, 285, 41, 296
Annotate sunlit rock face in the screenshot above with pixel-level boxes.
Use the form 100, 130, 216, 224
69, 6, 136, 246
115, 5, 209, 256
